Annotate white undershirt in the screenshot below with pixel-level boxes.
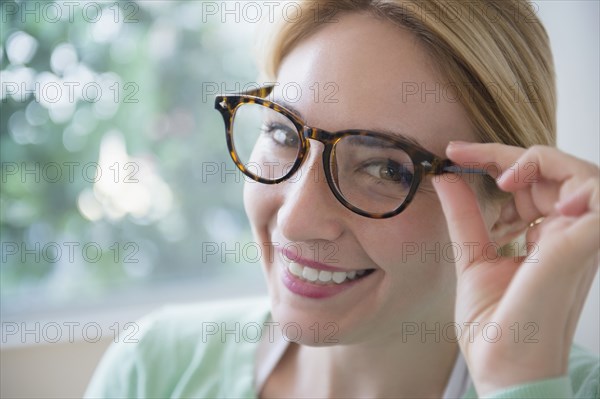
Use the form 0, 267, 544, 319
254, 318, 473, 398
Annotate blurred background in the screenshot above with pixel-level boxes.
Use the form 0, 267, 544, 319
1, 1, 598, 397
1, 0, 265, 317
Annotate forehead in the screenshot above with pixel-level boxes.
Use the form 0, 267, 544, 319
273, 12, 476, 155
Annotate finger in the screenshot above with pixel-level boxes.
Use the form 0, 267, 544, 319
447, 143, 597, 190
432, 175, 495, 273
495, 147, 597, 220
449, 143, 593, 220
496, 216, 598, 355
561, 213, 600, 258
448, 142, 547, 228
446, 142, 526, 179
556, 178, 600, 215
496, 146, 597, 191
513, 187, 546, 228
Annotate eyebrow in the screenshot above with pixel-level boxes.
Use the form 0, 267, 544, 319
343, 134, 419, 150
271, 96, 428, 151
366, 128, 426, 150
271, 96, 306, 119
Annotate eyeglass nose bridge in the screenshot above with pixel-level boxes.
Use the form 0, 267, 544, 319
295, 126, 335, 178
302, 126, 340, 146
299, 125, 343, 180
297, 125, 366, 216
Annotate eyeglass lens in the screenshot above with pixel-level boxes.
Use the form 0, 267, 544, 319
231, 103, 416, 214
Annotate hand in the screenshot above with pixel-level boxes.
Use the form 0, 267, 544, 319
432, 142, 599, 396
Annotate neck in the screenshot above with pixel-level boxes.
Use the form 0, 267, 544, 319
287, 331, 459, 398
261, 324, 459, 399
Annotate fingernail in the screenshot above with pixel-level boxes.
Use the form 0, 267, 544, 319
496, 169, 510, 185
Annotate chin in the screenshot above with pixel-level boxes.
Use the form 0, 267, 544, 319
268, 298, 354, 346
265, 270, 384, 346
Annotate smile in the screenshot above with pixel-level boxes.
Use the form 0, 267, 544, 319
281, 257, 376, 299
287, 261, 374, 284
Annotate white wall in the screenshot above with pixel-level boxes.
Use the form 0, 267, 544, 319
537, 0, 600, 355
1, 339, 111, 399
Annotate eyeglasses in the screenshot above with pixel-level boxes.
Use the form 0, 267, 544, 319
214, 85, 486, 219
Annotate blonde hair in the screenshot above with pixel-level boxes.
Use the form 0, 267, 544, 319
257, 0, 556, 200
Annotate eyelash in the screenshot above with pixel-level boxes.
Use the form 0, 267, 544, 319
261, 123, 298, 147
359, 160, 414, 187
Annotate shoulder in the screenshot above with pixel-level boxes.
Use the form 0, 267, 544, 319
568, 343, 600, 398
84, 297, 271, 399
135, 296, 272, 348
464, 343, 599, 398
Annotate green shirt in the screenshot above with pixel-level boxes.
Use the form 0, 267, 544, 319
85, 297, 599, 398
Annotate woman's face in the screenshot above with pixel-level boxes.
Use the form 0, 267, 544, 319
244, 12, 487, 345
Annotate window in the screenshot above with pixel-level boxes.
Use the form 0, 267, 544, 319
1, 1, 268, 319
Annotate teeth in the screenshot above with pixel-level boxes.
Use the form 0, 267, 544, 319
318, 270, 332, 282
289, 262, 303, 277
331, 272, 346, 284
302, 267, 319, 282
287, 262, 369, 284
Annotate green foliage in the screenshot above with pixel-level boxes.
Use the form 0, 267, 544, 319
1, 0, 262, 313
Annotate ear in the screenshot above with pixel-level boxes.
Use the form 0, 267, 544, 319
489, 196, 528, 247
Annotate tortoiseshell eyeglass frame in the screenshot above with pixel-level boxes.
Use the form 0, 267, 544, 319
214, 85, 487, 219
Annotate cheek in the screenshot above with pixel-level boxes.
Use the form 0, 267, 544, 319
349, 205, 457, 330
361, 201, 455, 280
243, 181, 277, 234
244, 182, 281, 289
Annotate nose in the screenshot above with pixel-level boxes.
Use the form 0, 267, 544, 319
277, 142, 346, 243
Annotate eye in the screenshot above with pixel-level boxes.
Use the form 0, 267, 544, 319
363, 159, 414, 186
261, 122, 299, 148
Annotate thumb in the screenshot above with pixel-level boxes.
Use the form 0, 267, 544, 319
432, 175, 494, 273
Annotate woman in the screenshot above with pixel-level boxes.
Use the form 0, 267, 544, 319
86, 0, 599, 397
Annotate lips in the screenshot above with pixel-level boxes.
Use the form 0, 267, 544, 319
287, 261, 373, 284
277, 247, 376, 299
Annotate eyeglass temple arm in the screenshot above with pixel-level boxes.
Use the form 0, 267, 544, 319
216, 85, 275, 99
243, 85, 275, 98
425, 159, 489, 176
